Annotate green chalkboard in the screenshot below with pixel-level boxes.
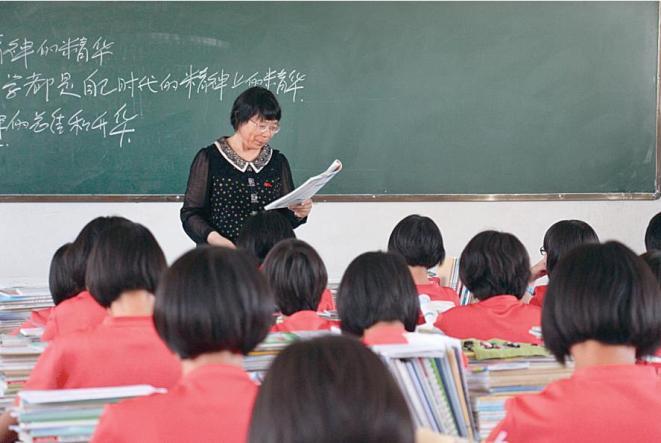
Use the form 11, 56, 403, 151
0, 2, 658, 199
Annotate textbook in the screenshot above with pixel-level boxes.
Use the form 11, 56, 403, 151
0, 336, 46, 411
264, 159, 342, 210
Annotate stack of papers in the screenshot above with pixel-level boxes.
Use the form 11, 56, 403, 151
463, 340, 573, 440
0, 335, 46, 411
372, 335, 476, 440
264, 159, 342, 210
11, 385, 164, 442
0, 287, 53, 334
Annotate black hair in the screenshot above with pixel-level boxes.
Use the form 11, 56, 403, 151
387, 214, 446, 269
542, 242, 661, 364
337, 251, 419, 336
48, 243, 77, 305
154, 246, 273, 359
85, 222, 166, 308
230, 86, 282, 130
459, 230, 530, 300
641, 250, 661, 286
249, 335, 415, 443
543, 219, 599, 276
262, 239, 328, 315
236, 210, 295, 265
645, 211, 661, 252
68, 216, 133, 294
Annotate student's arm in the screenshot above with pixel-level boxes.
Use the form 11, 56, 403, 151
22, 341, 67, 390
0, 411, 17, 443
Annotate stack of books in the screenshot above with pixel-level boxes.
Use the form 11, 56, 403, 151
463, 339, 573, 440
11, 385, 164, 442
0, 287, 53, 334
0, 335, 46, 411
373, 334, 476, 440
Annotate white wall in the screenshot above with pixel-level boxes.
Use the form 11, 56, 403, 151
1, 200, 659, 286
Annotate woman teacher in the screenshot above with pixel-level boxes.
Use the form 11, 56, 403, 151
181, 86, 312, 247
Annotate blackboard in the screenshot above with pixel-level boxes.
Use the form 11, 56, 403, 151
0, 2, 658, 200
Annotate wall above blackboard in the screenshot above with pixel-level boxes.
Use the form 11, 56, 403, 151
0, 2, 658, 201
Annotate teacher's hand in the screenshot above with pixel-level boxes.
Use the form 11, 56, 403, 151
207, 231, 236, 249
289, 199, 313, 219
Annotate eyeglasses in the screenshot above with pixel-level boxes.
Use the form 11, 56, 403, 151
250, 119, 280, 135
539, 246, 546, 256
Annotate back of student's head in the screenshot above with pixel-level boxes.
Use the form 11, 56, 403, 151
85, 221, 166, 308
543, 219, 599, 276
155, 246, 273, 359
387, 214, 446, 269
337, 251, 419, 336
543, 242, 661, 364
48, 243, 77, 305
249, 335, 415, 443
262, 239, 328, 315
641, 250, 661, 287
460, 230, 530, 301
645, 211, 661, 252
236, 210, 295, 264
68, 216, 132, 294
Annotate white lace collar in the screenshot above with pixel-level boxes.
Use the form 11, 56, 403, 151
214, 137, 273, 173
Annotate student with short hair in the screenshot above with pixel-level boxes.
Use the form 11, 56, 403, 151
388, 215, 460, 322
236, 210, 295, 264
249, 335, 416, 443
337, 251, 419, 345
435, 231, 541, 344
641, 250, 661, 284
92, 247, 274, 443
41, 216, 132, 341
645, 211, 661, 252
528, 220, 599, 307
263, 239, 335, 332
488, 242, 661, 442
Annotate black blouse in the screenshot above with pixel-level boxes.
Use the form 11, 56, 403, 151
180, 137, 306, 244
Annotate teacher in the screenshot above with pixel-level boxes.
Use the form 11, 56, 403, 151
180, 86, 312, 248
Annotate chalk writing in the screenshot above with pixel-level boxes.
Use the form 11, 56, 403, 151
0, 35, 114, 68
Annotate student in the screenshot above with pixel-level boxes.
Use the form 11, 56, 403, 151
388, 215, 460, 322
92, 247, 274, 443
11, 243, 76, 334
645, 211, 661, 252
641, 250, 661, 283
435, 231, 541, 344
488, 242, 661, 442
263, 239, 335, 332
249, 335, 416, 443
41, 216, 131, 341
236, 210, 295, 265
337, 251, 419, 345
528, 220, 599, 307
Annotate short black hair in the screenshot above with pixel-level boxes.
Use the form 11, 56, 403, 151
641, 250, 661, 286
262, 239, 328, 315
236, 210, 295, 265
459, 230, 530, 300
337, 251, 419, 336
543, 242, 661, 364
249, 335, 415, 443
230, 86, 282, 130
68, 216, 133, 294
387, 214, 446, 269
645, 211, 661, 252
154, 246, 273, 359
85, 222, 166, 308
48, 243, 77, 305
543, 219, 599, 276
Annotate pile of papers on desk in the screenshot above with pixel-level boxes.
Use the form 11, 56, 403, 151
0, 334, 46, 411
0, 287, 53, 334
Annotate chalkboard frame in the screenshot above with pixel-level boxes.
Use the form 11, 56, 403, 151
0, 4, 659, 203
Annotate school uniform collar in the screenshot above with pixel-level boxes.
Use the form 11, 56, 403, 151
571, 364, 658, 382
102, 315, 153, 327
214, 137, 273, 173
363, 323, 407, 342
477, 295, 522, 308
184, 363, 251, 385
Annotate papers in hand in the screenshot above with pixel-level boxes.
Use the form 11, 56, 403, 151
264, 159, 342, 210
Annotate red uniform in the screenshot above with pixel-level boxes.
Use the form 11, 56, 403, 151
10, 307, 53, 335
91, 364, 257, 443
270, 310, 335, 332
528, 285, 548, 308
24, 316, 181, 390
317, 288, 335, 312
435, 295, 542, 344
41, 291, 107, 341
417, 277, 461, 306
362, 323, 408, 346
487, 365, 661, 442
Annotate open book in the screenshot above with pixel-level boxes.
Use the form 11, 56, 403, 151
264, 159, 342, 210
